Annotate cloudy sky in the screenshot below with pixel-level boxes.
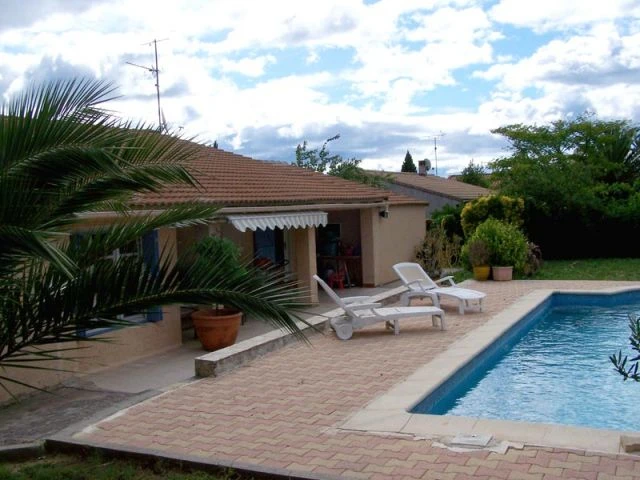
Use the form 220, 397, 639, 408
1, 0, 640, 176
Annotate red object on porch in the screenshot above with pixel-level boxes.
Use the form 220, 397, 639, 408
328, 270, 346, 289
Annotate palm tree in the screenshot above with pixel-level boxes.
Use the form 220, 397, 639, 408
0, 78, 307, 396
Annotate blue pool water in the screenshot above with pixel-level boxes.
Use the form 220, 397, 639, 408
411, 291, 640, 431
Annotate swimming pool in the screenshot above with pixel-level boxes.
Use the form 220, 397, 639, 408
411, 290, 640, 431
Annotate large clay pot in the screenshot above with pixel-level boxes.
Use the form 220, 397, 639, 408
192, 308, 242, 351
491, 266, 513, 281
473, 266, 491, 281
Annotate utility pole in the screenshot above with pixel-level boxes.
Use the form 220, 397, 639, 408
126, 38, 168, 132
427, 132, 445, 176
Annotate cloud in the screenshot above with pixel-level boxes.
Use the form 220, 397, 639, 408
0, 0, 639, 178
0, 0, 108, 32
489, 0, 640, 33
220, 55, 277, 77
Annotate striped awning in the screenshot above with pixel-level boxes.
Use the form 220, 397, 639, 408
227, 211, 328, 232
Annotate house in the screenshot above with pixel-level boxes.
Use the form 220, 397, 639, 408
1, 144, 428, 403
372, 167, 491, 216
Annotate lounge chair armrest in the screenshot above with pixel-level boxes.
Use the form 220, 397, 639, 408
406, 280, 429, 291
342, 296, 374, 304
435, 275, 456, 286
348, 302, 382, 311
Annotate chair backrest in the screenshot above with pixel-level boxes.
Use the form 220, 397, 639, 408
313, 274, 348, 310
393, 262, 438, 290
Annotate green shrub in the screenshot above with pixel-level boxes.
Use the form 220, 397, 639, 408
466, 218, 528, 271
415, 224, 462, 278
460, 194, 525, 237
431, 203, 464, 239
465, 239, 491, 267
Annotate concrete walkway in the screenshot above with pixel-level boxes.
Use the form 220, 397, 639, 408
0, 283, 399, 447
68, 280, 640, 479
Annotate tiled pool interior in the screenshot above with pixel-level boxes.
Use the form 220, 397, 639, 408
411, 290, 640, 431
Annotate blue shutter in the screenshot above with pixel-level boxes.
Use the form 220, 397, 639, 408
142, 230, 163, 322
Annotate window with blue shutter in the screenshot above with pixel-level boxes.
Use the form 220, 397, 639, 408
71, 229, 162, 338
142, 230, 163, 322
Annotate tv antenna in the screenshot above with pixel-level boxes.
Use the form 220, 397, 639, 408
126, 38, 168, 132
427, 132, 445, 176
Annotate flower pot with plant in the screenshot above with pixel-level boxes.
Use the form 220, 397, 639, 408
468, 218, 528, 282
466, 239, 491, 281
188, 236, 246, 351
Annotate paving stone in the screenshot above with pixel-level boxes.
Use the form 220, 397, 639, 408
69, 280, 640, 480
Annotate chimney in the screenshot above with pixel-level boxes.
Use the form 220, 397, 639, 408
418, 158, 432, 176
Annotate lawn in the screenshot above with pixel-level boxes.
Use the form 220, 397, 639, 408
453, 258, 640, 282
527, 258, 640, 281
0, 453, 240, 480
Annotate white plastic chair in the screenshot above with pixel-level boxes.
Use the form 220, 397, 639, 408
393, 262, 486, 314
313, 275, 445, 340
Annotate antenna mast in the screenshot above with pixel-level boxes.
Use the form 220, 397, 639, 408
427, 132, 445, 176
126, 38, 168, 132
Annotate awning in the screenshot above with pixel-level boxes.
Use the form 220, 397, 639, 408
227, 211, 328, 232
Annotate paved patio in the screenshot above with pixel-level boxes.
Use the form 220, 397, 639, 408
72, 280, 640, 479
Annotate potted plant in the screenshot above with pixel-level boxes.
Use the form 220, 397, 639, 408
468, 218, 528, 281
188, 236, 246, 351
467, 239, 491, 281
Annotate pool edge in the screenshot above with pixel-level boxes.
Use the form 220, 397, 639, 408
339, 285, 640, 455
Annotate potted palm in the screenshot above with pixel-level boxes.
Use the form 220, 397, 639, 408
467, 239, 491, 281
188, 236, 246, 351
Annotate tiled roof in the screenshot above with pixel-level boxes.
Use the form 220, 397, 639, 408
376, 171, 491, 201
132, 143, 424, 208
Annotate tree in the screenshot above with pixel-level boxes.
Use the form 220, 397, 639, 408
490, 113, 640, 258
0, 78, 307, 395
611, 315, 640, 382
401, 150, 417, 173
294, 135, 390, 188
213, 140, 218, 149
459, 160, 490, 187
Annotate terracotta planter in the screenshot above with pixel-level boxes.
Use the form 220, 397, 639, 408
473, 265, 491, 281
492, 266, 513, 281
192, 308, 242, 351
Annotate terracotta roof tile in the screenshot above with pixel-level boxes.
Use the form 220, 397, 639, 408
375, 171, 491, 201
132, 143, 425, 208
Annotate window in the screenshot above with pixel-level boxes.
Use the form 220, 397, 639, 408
73, 230, 163, 338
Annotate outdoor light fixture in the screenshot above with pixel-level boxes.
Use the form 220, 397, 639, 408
379, 206, 389, 218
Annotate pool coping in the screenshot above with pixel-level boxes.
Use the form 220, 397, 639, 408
339, 285, 640, 455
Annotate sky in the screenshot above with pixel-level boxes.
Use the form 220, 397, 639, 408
1, 0, 639, 177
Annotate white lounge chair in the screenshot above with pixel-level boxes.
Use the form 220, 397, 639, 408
313, 274, 445, 340
392, 262, 486, 315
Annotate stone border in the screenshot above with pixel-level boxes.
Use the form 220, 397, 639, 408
195, 286, 406, 377
45, 436, 343, 480
340, 285, 640, 455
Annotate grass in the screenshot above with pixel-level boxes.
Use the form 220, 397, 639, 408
527, 258, 640, 281
452, 258, 640, 282
0, 453, 242, 480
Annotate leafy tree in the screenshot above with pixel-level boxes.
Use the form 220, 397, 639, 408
460, 195, 524, 238
401, 150, 417, 173
459, 160, 490, 187
213, 140, 218, 149
294, 134, 390, 187
0, 78, 307, 395
490, 113, 640, 258
611, 315, 640, 381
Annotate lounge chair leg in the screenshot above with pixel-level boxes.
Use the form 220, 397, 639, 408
394, 320, 399, 335
439, 314, 446, 330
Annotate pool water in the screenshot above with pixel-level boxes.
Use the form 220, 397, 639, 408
411, 292, 640, 431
